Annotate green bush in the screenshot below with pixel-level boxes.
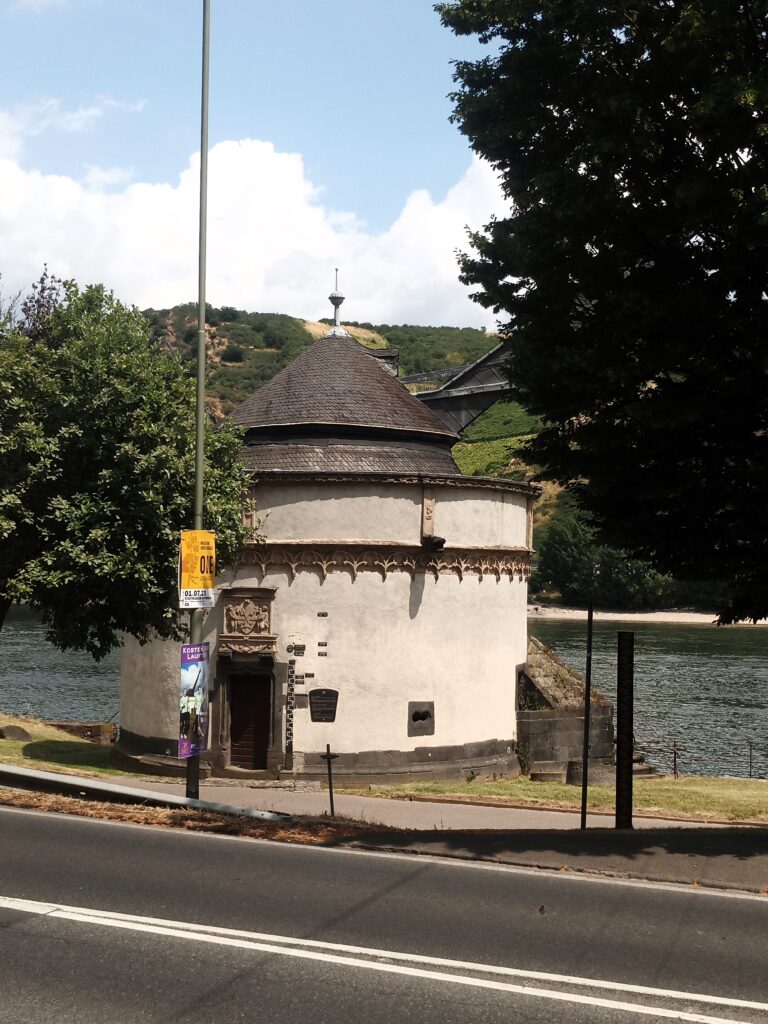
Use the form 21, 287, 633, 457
221, 345, 244, 363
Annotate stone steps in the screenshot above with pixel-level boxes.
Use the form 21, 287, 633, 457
529, 761, 569, 783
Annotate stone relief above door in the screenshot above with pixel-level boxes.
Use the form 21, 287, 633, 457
218, 588, 277, 656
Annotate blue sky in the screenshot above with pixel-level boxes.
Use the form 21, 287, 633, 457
0, 0, 505, 326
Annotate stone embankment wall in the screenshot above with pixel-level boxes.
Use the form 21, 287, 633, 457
517, 706, 614, 766
517, 637, 615, 771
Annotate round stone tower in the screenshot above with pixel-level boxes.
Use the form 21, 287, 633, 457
117, 300, 536, 782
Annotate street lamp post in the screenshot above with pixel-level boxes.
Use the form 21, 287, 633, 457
186, 0, 211, 801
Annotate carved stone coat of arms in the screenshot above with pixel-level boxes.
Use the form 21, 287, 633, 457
219, 590, 276, 655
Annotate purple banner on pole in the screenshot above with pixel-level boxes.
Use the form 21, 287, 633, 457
179, 642, 209, 760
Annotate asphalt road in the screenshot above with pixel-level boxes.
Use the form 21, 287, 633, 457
1, 806, 767, 1024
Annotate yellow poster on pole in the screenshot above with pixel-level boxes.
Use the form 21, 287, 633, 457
179, 530, 216, 609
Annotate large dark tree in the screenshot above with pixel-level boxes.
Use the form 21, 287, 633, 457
438, 1, 768, 621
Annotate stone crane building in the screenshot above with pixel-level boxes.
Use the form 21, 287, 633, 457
116, 293, 537, 782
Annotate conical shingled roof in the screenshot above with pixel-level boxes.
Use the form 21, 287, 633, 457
231, 331, 456, 440
231, 330, 462, 477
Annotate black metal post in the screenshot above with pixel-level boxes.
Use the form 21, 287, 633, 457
673, 742, 678, 779
615, 631, 634, 829
748, 740, 753, 779
580, 596, 594, 829
321, 743, 338, 817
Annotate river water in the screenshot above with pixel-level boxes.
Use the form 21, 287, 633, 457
530, 618, 768, 779
1, 606, 766, 778
0, 605, 121, 723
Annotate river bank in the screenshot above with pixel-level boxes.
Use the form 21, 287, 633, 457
528, 604, 768, 626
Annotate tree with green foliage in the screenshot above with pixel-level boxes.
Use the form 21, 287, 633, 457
0, 275, 254, 658
535, 518, 675, 610
439, 1, 768, 622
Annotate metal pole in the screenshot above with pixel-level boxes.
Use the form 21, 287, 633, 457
186, 0, 210, 801
325, 743, 335, 817
615, 631, 634, 829
748, 740, 753, 779
580, 595, 594, 829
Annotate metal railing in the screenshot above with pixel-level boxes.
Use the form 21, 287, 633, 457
633, 708, 768, 779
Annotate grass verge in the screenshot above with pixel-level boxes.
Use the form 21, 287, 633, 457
0, 712, 132, 777
338, 776, 768, 824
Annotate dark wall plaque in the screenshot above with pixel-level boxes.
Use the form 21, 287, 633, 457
309, 689, 339, 723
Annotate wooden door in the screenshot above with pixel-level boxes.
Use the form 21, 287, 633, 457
229, 673, 271, 770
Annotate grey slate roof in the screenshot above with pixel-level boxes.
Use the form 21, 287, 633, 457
230, 331, 456, 441
240, 441, 460, 476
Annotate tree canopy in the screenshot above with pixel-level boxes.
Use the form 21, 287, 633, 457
438, 1, 768, 621
0, 275, 253, 658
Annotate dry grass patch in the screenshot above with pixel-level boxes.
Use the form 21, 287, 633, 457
0, 787, 387, 845
302, 320, 389, 349
532, 480, 564, 532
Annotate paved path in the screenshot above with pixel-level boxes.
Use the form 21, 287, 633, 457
110, 776, 724, 831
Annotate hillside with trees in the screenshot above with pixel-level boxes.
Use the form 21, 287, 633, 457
144, 303, 497, 415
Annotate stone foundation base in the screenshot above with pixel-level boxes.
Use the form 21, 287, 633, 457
112, 730, 212, 779
291, 739, 520, 786
113, 730, 519, 784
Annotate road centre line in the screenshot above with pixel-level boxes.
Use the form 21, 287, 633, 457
2, 896, 765, 1022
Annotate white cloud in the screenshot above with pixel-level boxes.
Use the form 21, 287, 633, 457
0, 97, 146, 160
0, 137, 506, 327
83, 164, 135, 190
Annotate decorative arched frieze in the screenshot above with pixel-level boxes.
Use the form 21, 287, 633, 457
239, 544, 530, 582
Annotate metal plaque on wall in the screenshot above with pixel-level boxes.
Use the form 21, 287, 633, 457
309, 689, 339, 723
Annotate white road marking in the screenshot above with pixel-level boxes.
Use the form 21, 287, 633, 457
1, 895, 765, 1022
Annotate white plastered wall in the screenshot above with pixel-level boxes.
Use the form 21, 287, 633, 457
256, 481, 422, 545
226, 564, 528, 755
120, 633, 180, 750
432, 488, 529, 548
256, 480, 530, 549
118, 477, 532, 764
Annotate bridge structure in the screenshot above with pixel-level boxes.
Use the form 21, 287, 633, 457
400, 341, 512, 433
